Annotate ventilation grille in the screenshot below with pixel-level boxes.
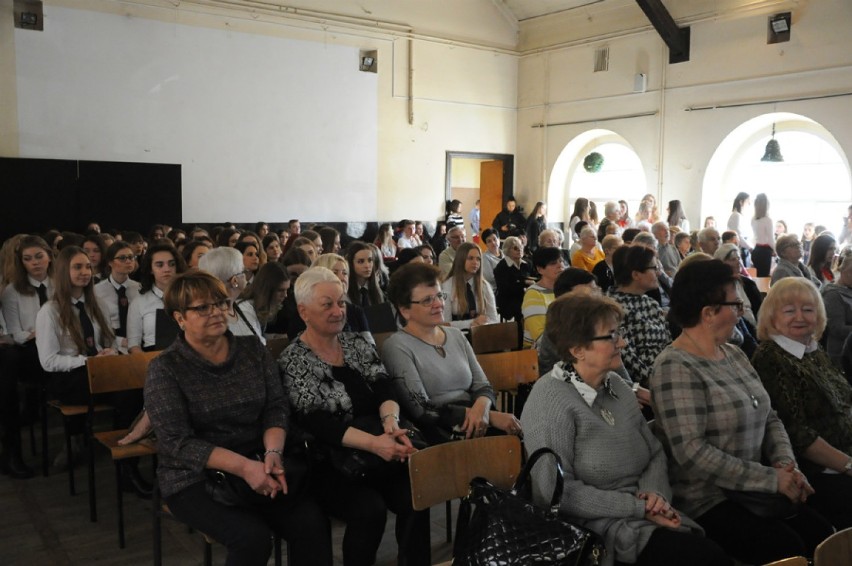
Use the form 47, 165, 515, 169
594, 47, 609, 72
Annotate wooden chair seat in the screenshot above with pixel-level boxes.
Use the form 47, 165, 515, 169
48, 400, 112, 417
470, 321, 519, 354
92, 429, 156, 460
764, 557, 807, 566
814, 526, 852, 565
475, 349, 539, 413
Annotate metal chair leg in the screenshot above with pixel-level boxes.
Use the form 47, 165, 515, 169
445, 500, 453, 542
41, 390, 49, 477
115, 462, 125, 549
152, 478, 162, 566
64, 417, 75, 496
274, 535, 282, 566
88, 439, 97, 522
203, 539, 213, 566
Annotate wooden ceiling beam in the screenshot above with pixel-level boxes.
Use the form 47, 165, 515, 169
635, 0, 690, 63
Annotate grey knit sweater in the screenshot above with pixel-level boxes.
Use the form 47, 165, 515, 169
521, 364, 700, 566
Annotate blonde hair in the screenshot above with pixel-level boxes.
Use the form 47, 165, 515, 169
757, 277, 826, 341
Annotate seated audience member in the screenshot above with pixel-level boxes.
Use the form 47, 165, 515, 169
199, 247, 250, 333
592, 235, 622, 294
437, 225, 465, 278
234, 261, 291, 345
631, 232, 673, 308
94, 241, 142, 353
290, 236, 319, 264
375, 223, 397, 259
523, 247, 565, 348
416, 244, 436, 266
346, 241, 386, 308
807, 233, 837, 287
181, 240, 211, 270
802, 222, 816, 265
268, 247, 314, 339
607, 245, 671, 386
571, 226, 605, 273
821, 247, 852, 368
309, 254, 371, 343
567, 221, 588, 261
240, 231, 267, 266
621, 227, 641, 245
713, 244, 760, 357
697, 227, 721, 256
596, 201, 620, 242
523, 292, 730, 566
429, 222, 448, 256
58, 231, 85, 250
382, 263, 521, 443
440, 243, 498, 330
145, 271, 331, 566
493, 236, 535, 322
216, 227, 241, 248
480, 228, 501, 292
394, 248, 423, 271
128, 244, 186, 353
278, 267, 429, 566
263, 235, 282, 264
396, 219, 419, 250
2, 235, 54, 347
414, 221, 429, 247
235, 241, 260, 285
300, 230, 323, 254
752, 277, 852, 530
82, 234, 107, 283
319, 226, 341, 255
772, 234, 820, 286
371, 243, 391, 292
721, 230, 739, 245
674, 231, 692, 260
652, 221, 680, 277
651, 260, 833, 565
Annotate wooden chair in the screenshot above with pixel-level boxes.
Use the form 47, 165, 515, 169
476, 349, 539, 413
764, 557, 808, 566
755, 276, 772, 295
44, 390, 112, 494
408, 435, 523, 565
746, 266, 758, 277
265, 335, 290, 360
86, 351, 159, 548
371, 331, 395, 353
814, 526, 852, 565
470, 321, 519, 354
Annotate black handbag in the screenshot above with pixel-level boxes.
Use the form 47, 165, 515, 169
453, 447, 605, 566
205, 444, 309, 507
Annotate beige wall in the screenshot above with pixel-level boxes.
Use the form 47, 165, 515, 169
516, 0, 852, 226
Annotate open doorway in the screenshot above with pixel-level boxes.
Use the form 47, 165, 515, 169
445, 151, 514, 243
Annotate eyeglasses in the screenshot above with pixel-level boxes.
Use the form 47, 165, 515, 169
230, 270, 249, 280
590, 329, 622, 344
641, 265, 658, 272
718, 301, 744, 315
410, 292, 447, 307
114, 255, 135, 262
184, 299, 232, 317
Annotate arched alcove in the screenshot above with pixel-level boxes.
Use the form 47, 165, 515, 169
703, 112, 851, 236
547, 129, 648, 225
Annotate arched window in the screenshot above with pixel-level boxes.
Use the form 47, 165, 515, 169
704, 113, 851, 238
548, 129, 648, 226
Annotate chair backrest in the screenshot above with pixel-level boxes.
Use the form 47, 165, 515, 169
87, 351, 160, 395
470, 321, 519, 354
408, 435, 522, 511
765, 557, 808, 566
476, 349, 539, 392
371, 331, 395, 353
266, 335, 290, 360
815, 526, 852, 566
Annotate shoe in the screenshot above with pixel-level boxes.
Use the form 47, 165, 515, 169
0, 452, 35, 480
120, 464, 153, 499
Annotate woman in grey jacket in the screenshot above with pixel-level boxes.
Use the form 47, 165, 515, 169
521, 292, 729, 566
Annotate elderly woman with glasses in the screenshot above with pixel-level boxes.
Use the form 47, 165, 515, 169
493, 235, 535, 322
523, 292, 729, 566
145, 271, 331, 566
198, 247, 253, 340
752, 277, 852, 530
382, 263, 521, 443
278, 267, 430, 566
650, 260, 833, 565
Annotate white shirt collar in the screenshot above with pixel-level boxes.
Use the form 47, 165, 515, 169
152, 286, 165, 299
108, 275, 124, 290
502, 256, 520, 269
771, 334, 818, 359
28, 275, 48, 288
552, 361, 598, 407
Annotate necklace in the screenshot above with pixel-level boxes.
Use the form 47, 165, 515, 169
681, 330, 759, 409
403, 327, 447, 358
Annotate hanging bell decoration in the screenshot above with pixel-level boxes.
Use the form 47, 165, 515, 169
761, 123, 784, 162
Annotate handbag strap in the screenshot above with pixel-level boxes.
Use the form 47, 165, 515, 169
511, 447, 565, 515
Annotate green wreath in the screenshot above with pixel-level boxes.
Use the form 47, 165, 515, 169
583, 152, 604, 173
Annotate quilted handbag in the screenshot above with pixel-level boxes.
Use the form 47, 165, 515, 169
453, 447, 605, 566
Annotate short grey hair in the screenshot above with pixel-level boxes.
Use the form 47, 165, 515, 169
604, 201, 619, 217
294, 266, 343, 305
198, 247, 243, 283
698, 227, 720, 243
502, 236, 522, 255
579, 226, 596, 240
775, 234, 800, 255
651, 221, 669, 235
538, 229, 559, 246
447, 225, 465, 236
632, 232, 657, 248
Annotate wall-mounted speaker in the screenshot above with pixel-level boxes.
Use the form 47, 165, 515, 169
633, 73, 647, 93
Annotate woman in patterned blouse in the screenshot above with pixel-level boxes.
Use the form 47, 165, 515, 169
752, 277, 852, 530
606, 245, 671, 387
650, 260, 833, 565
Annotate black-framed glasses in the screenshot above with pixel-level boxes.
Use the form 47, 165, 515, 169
718, 301, 744, 315
410, 292, 447, 307
184, 299, 232, 317
114, 255, 135, 262
641, 265, 658, 272
590, 329, 622, 344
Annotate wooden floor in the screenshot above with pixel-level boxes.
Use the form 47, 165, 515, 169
0, 415, 455, 565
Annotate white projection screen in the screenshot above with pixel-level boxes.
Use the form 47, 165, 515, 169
14, 6, 378, 222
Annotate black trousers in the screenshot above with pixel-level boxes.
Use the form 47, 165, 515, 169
805, 469, 852, 530
696, 499, 834, 564
752, 245, 774, 277
614, 526, 732, 566
165, 479, 332, 566
312, 462, 431, 566
0, 345, 23, 452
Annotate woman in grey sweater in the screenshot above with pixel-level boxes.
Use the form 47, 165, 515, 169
521, 292, 728, 566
